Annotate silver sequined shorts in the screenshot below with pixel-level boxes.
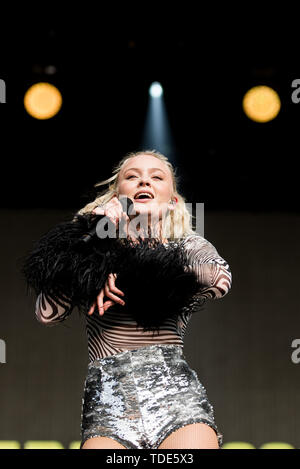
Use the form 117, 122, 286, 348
80, 344, 222, 449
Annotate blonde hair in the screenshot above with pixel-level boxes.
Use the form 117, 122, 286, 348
76, 150, 195, 240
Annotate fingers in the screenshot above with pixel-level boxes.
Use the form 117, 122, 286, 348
104, 280, 125, 306
97, 289, 105, 316
88, 302, 96, 316
88, 297, 115, 316
102, 300, 115, 312
107, 273, 124, 297
91, 196, 129, 227
91, 207, 105, 215
89, 271, 126, 317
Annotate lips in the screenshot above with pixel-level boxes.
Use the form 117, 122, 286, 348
134, 198, 153, 203
133, 190, 154, 200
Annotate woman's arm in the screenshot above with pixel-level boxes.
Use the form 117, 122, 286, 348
182, 234, 232, 300
35, 292, 73, 325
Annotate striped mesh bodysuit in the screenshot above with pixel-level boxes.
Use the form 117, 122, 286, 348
35, 233, 232, 358
35, 233, 232, 448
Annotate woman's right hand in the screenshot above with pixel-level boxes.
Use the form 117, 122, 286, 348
92, 195, 141, 241
91, 195, 129, 227
88, 273, 125, 316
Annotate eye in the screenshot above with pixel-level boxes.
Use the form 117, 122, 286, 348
126, 175, 137, 179
153, 176, 163, 180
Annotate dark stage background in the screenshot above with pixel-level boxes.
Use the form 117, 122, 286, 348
0, 22, 300, 449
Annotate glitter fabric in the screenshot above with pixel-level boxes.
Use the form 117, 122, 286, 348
80, 344, 222, 449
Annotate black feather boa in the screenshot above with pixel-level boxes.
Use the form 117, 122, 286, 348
21, 213, 202, 331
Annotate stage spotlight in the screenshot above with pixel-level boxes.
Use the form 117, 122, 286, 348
149, 82, 163, 98
141, 82, 176, 162
242, 85, 281, 123
24, 82, 62, 120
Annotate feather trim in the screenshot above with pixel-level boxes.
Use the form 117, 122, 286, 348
21, 214, 114, 314
21, 213, 202, 331
109, 238, 201, 331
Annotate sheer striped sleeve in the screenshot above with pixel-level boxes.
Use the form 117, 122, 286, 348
181, 234, 232, 300
35, 292, 73, 326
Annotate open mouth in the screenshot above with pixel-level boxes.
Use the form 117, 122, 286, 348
134, 192, 154, 200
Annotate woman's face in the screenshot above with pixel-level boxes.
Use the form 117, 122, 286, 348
118, 155, 175, 219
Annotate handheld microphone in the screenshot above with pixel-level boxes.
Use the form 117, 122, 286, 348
80, 196, 134, 243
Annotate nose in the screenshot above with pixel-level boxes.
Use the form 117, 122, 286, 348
138, 175, 152, 187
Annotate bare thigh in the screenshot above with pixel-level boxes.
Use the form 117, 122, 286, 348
158, 423, 219, 449
81, 436, 127, 449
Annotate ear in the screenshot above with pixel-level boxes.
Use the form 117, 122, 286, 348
167, 197, 178, 211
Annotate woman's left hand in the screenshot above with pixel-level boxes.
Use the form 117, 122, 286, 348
88, 273, 125, 316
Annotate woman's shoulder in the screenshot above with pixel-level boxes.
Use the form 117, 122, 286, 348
180, 232, 211, 246
179, 232, 220, 257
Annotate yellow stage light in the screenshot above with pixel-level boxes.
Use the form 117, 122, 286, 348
24, 82, 62, 120
242, 85, 281, 123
